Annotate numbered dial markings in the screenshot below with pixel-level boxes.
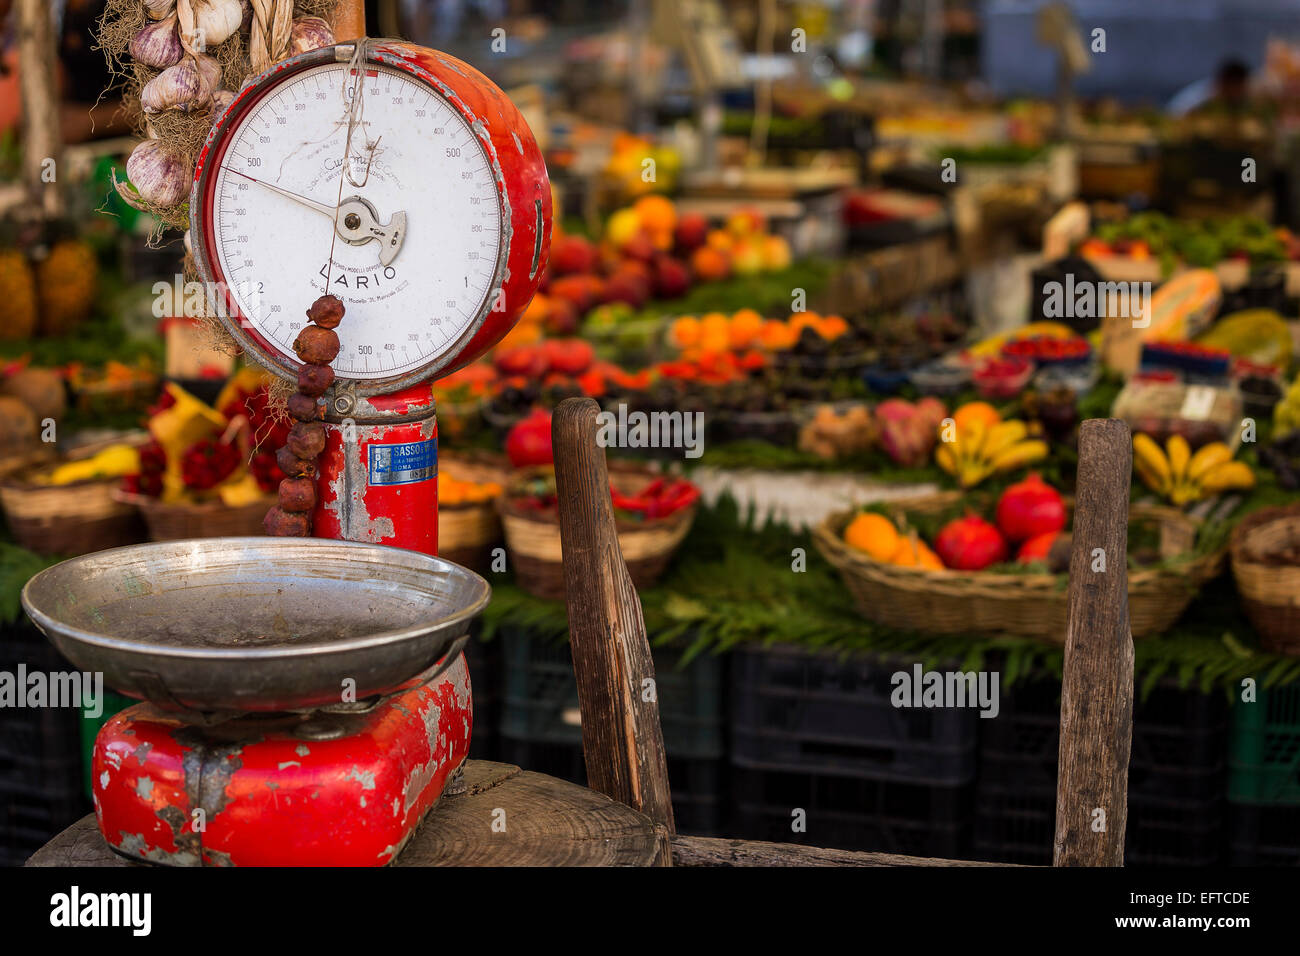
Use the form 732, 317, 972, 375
211, 62, 503, 380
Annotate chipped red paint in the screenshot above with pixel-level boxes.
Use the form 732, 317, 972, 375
93, 653, 473, 866
312, 390, 440, 553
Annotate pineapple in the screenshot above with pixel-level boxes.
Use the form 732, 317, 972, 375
37, 239, 98, 335
0, 249, 38, 341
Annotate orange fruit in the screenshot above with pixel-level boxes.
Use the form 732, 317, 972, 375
706, 229, 734, 253
729, 309, 763, 349
759, 319, 797, 350
952, 401, 1001, 434
670, 316, 701, 349
690, 246, 730, 282
888, 537, 920, 566
789, 311, 821, 334
917, 542, 946, 571
634, 195, 677, 233
521, 292, 551, 326
888, 535, 947, 570
843, 512, 899, 562
818, 315, 849, 340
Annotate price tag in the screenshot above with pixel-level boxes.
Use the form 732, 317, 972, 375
1179, 385, 1217, 422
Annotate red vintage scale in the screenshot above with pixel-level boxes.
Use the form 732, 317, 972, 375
20, 38, 550, 866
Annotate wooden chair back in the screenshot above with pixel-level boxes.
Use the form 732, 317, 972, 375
552, 397, 1135, 866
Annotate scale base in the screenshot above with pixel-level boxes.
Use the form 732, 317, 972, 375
92, 653, 472, 866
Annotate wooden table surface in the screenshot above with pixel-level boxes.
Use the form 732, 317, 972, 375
26, 761, 670, 867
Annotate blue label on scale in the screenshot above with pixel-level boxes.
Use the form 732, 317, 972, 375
368, 439, 437, 486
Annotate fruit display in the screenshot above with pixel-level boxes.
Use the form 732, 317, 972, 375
843, 512, 945, 570
1140, 341, 1232, 379
0, 248, 38, 341
798, 404, 876, 460
36, 239, 98, 336
121, 362, 289, 510
965, 321, 1081, 359
934, 404, 1048, 488
505, 469, 699, 523
995, 473, 1067, 544
1132, 433, 1256, 505
875, 397, 947, 467
38, 444, 141, 486
972, 356, 1035, 399
1140, 269, 1222, 342
505, 410, 555, 468
1196, 308, 1292, 369
934, 515, 1008, 571
437, 471, 503, 506
0, 365, 66, 423
1002, 335, 1091, 365
1274, 376, 1300, 434
1112, 378, 1242, 448
1080, 214, 1290, 271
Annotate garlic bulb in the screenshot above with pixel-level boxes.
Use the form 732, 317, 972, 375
119, 140, 191, 208
129, 15, 184, 69
140, 53, 221, 113
289, 17, 335, 58
210, 89, 236, 126
145, 0, 177, 20
178, 0, 243, 52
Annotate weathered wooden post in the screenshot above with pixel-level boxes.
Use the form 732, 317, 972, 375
16, 0, 63, 218
1054, 418, 1134, 866
552, 397, 677, 837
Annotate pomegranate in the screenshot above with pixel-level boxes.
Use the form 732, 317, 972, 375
934, 515, 1008, 571
506, 409, 553, 467
544, 339, 595, 377
995, 473, 1067, 543
1017, 531, 1059, 564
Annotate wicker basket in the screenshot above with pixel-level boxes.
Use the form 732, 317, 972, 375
122, 493, 271, 541
0, 477, 145, 556
498, 468, 696, 600
437, 451, 509, 573
813, 500, 1225, 643
1230, 503, 1300, 656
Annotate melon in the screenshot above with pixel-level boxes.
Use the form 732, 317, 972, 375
0, 368, 67, 422
1141, 269, 1221, 341
0, 396, 39, 451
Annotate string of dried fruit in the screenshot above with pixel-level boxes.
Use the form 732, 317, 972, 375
262, 293, 342, 536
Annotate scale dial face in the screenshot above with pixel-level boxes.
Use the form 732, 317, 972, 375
194, 48, 527, 391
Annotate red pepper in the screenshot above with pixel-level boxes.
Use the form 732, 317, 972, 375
610, 488, 642, 513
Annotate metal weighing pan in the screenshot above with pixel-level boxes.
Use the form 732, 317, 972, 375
21, 537, 490, 714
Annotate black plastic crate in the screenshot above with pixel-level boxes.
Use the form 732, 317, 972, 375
731, 645, 977, 785
978, 674, 1227, 802
0, 783, 88, 867
498, 737, 726, 836
972, 785, 1223, 867
501, 628, 725, 760
731, 765, 970, 857
1126, 794, 1224, 867
0, 624, 85, 800
1228, 801, 1300, 865
972, 786, 1053, 865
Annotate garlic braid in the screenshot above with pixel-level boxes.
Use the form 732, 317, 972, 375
249, 0, 295, 74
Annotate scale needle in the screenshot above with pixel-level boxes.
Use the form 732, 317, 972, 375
223, 167, 340, 220
223, 167, 407, 266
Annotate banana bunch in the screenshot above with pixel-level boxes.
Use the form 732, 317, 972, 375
935, 419, 1049, 488
1132, 434, 1255, 506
